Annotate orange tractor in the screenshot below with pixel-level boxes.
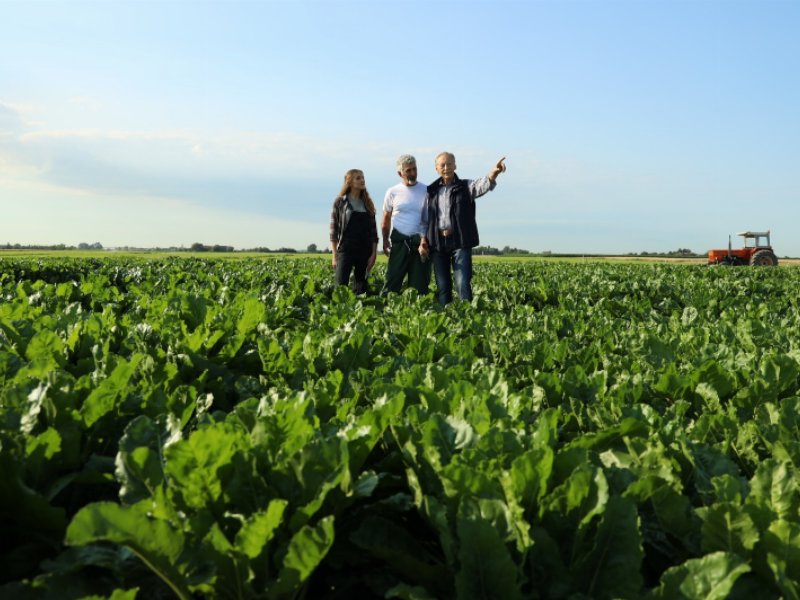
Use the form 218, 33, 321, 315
707, 230, 778, 266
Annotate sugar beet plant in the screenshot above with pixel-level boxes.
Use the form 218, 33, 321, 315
2, 256, 800, 599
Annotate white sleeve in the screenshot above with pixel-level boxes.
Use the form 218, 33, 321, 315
382, 189, 394, 214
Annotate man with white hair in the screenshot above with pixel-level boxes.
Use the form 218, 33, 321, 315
422, 152, 506, 305
380, 154, 431, 295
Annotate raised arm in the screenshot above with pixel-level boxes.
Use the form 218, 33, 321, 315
488, 156, 506, 183
469, 156, 507, 199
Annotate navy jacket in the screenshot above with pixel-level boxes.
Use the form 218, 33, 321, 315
426, 176, 480, 250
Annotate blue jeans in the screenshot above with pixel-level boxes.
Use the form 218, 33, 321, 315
432, 245, 473, 305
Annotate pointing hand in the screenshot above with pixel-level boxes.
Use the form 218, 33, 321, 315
490, 157, 506, 181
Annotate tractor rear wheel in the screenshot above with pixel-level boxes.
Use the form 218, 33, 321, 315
750, 250, 778, 266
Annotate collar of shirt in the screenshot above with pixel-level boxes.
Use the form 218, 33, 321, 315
436, 183, 454, 230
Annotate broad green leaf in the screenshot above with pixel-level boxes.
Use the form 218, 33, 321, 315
420, 413, 475, 470
115, 415, 168, 504
695, 382, 722, 411
565, 416, 648, 453
24, 329, 65, 367
694, 360, 737, 400
531, 407, 561, 448
252, 391, 317, 463
187, 522, 254, 598
441, 461, 500, 500
164, 421, 250, 512
641, 333, 676, 368
710, 474, 747, 504
762, 520, 800, 600
109, 590, 140, 600
235, 499, 288, 559
288, 436, 350, 530
499, 476, 535, 554
541, 460, 609, 532
65, 501, 191, 600
698, 502, 759, 556
571, 495, 644, 599
686, 443, 741, 504
236, 295, 265, 336
268, 516, 335, 599
82, 355, 144, 427
562, 364, 607, 402
504, 446, 554, 511
0, 349, 24, 383
459, 497, 518, 547
654, 363, 693, 400
647, 551, 750, 600
179, 293, 208, 330
21, 382, 49, 435
747, 459, 799, 525
340, 392, 404, 475
26, 426, 62, 461
761, 353, 800, 395
454, 516, 523, 600
624, 476, 697, 552
350, 469, 379, 498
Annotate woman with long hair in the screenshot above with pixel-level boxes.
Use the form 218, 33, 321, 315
329, 169, 378, 294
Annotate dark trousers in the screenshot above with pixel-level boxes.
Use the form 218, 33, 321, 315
382, 230, 432, 295
336, 246, 370, 294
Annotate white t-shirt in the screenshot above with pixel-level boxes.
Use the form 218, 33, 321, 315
382, 182, 427, 237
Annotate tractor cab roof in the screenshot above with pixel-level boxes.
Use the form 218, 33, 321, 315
735, 230, 771, 248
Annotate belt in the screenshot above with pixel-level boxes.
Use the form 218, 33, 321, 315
440, 228, 454, 237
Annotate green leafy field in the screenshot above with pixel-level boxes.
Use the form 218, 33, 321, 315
2, 256, 800, 599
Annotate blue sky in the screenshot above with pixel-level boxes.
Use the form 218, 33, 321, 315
1, 0, 798, 255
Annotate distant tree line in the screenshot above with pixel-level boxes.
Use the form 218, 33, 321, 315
189, 243, 235, 253
0, 241, 309, 253
626, 248, 701, 257
474, 245, 532, 256
2, 241, 581, 256
244, 244, 329, 253
0, 241, 535, 255
2, 242, 104, 250
245, 247, 298, 253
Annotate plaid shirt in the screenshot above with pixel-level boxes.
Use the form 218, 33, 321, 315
329, 196, 378, 250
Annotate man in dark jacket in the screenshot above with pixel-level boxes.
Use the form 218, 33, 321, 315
421, 152, 506, 305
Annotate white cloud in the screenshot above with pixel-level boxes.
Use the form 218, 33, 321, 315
0, 179, 326, 249
68, 96, 101, 112
3, 104, 527, 208
0, 113, 331, 217
16, 127, 390, 174
0, 101, 34, 122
